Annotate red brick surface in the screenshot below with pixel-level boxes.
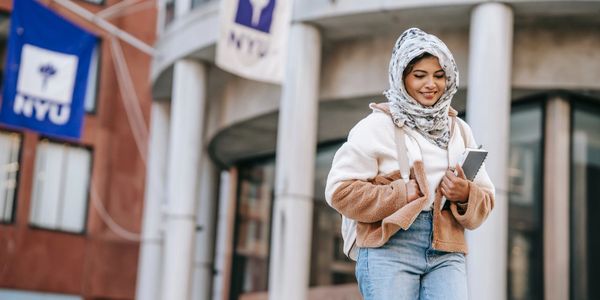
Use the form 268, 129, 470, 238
0, 0, 156, 299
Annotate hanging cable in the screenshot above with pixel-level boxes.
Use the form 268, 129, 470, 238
110, 37, 150, 164
46, 0, 159, 241
90, 183, 143, 241
51, 0, 156, 56
95, 0, 156, 20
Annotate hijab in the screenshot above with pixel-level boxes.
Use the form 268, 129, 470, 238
383, 28, 459, 149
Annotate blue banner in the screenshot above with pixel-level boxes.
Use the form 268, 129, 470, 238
234, 0, 275, 33
0, 0, 97, 140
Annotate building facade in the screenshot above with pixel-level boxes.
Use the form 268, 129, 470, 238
0, 0, 156, 299
154, 0, 598, 300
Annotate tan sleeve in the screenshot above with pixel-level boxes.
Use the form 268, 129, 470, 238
331, 177, 408, 223
449, 182, 495, 230
325, 111, 412, 223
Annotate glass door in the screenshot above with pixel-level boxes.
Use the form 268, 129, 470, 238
508, 101, 544, 300
571, 99, 600, 300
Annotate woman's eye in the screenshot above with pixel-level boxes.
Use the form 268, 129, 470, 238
414, 75, 425, 79
435, 75, 445, 79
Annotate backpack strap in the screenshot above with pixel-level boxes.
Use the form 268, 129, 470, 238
453, 116, 468, 148
393, 125, 411, 183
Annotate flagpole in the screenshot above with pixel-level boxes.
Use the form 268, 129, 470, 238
51, 0, 156, 56
97, 1, 156, 20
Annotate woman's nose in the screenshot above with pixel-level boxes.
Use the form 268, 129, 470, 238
424, 77, 436, 88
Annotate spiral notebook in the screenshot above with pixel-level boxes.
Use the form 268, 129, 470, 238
458, 147, 488, 181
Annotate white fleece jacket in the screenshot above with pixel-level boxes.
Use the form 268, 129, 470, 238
325, 106, 495, 259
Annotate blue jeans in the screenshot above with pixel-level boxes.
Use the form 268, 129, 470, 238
355, 211, 468, 300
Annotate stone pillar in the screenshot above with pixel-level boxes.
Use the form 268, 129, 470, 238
465, 3, 513, 300
191, 154, 218, 300
544, 97, 570, 300
161, 59, 207, 300
135, 101, 169, 300
268, 23, 322, 300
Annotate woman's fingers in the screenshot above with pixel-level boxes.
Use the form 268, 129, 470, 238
442, 166, 471, 202
440, 185, 447, 197
441, 185, 453, 199
441, 178, 459, 201
455, 164, 467, 179
442, 176, 453, 188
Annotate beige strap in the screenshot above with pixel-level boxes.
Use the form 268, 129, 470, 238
455, 116, 467, 147
394, 126, 410, 183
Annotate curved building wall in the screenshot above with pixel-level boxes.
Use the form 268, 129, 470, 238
165, 19, 600, 150
201, 20, 600, 164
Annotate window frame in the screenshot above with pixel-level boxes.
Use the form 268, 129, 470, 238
84, 41, 102, 115
76, 0, 106, 5
569, 93, 600, 300
229, 155, 276, 298
0, 128, 24, 225
309, 139, 359, 287
28, 136, 94, 235
506, 95, 547, 300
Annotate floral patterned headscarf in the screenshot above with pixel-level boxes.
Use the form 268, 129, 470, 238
383, 28, 459, 149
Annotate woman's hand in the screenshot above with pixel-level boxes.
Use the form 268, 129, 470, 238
406, 179, 423, 203
440, 164, 470, 203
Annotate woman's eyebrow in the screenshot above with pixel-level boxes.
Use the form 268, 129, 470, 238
412, 69, 445, 73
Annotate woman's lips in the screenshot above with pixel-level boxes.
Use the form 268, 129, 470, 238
420, 91, 437, 99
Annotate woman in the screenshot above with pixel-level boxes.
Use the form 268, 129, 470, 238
325, 28, 495, 299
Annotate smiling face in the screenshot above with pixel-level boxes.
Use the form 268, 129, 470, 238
403, 55, 447, 107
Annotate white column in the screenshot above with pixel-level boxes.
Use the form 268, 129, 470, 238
191, 154, 218, 300
268, 23, 321, 300
175, 0, 191, 17
156, 0, 166, 35
211, 170, 236, 300
135, 101, 170, 300
161, 60, 207, 300
544, 97, 571, 300
465, 3, 513, 300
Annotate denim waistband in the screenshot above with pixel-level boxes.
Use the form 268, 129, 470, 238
415, 210, 433, 220
401, 210, 433, 234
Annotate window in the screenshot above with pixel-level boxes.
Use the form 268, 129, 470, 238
79, 0, 104, 4
0, 131, 21, 223
165, 0, 175, 26
571, 99, 600, 300
0, 13, 9, 84
231, 158, 275, 298
29, 139, 92, 233
230, 143, 358, 299
84, 44, 100, 113
0, 289, 82, 300
311, 142, 356, 286
191, 0, 213, 9
507, 101, 544, 300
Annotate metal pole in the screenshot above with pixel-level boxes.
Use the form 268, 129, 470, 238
51, 0, 155, 56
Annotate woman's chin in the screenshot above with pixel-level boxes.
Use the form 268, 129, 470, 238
416, 97, 440, 107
